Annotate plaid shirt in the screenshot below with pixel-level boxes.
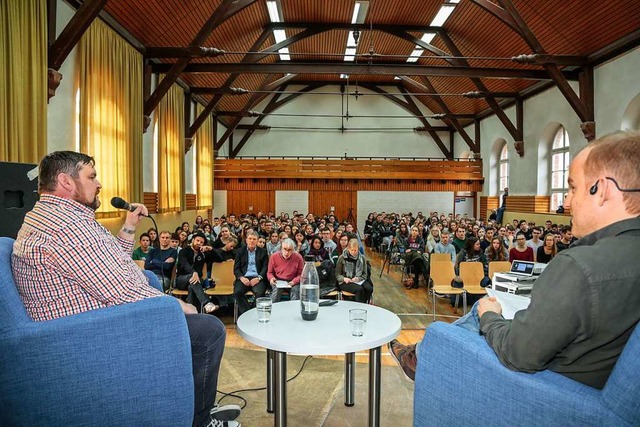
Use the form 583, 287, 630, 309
12, 194, 163, 321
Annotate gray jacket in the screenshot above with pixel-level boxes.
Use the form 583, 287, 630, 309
480, 217, 640, 389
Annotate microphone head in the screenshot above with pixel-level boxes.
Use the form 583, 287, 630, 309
111, 196, 128, 210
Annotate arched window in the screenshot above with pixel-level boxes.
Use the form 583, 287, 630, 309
499, 143, 509, 191
550, 126, 570, 211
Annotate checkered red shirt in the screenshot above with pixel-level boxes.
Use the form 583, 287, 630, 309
12, 194, 163, 321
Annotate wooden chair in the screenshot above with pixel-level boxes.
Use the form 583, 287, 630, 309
168, 264, 188, 298
204, 260, 237, 318
488, 261, 512, 279
427, 261, 465, 320
430, 253, 454, 264
459, 261, 487, 301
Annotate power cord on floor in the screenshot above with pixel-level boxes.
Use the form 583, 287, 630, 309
216, 355, 314, 409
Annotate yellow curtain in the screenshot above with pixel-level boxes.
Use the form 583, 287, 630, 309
0, 0, 47, 163
78, 19, 143, 218
195, 104, 214, 209
157, 79, 185, 213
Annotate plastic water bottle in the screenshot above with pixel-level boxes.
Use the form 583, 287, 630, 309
300, 255, 320, 321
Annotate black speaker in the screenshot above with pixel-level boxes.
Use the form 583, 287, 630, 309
0, 161, 39, 239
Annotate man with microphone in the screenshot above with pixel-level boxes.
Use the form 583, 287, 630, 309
11, 151, 240, 427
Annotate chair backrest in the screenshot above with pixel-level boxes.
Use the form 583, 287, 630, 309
488, 261, 511, 278
430, 261, 455, 287
601, 323, 640, 425
0, 237, 32, 332
431, 253, 453, 264
459, 262, 485, 287
208, 261, 235, 295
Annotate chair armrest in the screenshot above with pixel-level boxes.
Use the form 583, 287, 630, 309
414, 322, 626, 426
0, 296, 193, 426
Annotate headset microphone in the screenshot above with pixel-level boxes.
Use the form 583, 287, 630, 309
589, 182, 598, 195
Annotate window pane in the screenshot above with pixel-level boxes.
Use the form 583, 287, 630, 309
551, 192, 563, 211
552, 127, 564, 149
564, 151, 570, 167
551, 171, 563, 189
552, 153, 563, 172
500, 144, 508, 160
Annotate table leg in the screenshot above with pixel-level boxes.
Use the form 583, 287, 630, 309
344, 352, 355, 406
368, 346, 382, 427
274, 351, 287, 427
267, 349, 275, 413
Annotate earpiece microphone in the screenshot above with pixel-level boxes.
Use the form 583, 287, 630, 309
589, 182, 598, 195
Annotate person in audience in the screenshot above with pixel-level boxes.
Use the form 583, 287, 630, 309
307, 236, 330, 263
293, 230, 309, 255
257, 236, 266, 249
210, 235, 238, 263
303, 223, 316, 244
283, 224, 292, 238
320, 227, 337, 255
364, 212, 375, 246
536, 232, 557, 264
403, 226, 428, 289
426, 227, 440, 253
212, 225, 231, 249
452, 227, 467, 254
485, 237, 509, 262
453, 237, 489, 306
266, 231, 281, 256
132, 233, 151, 260
556, 225, 574, 252
144, 230, 177, 292
11, 151, 240, 426
390, 131, 640, 387
170, 232, 181, 251
544, 219, 553, 233
181, 222, 190, 234
509, 232, 534, 261
147, 227, 159, 249
175, 233, 219, 314
178, 230, 189, 250
331, 233, 349, 264
336, 238, 373, 303
201, 223, 214, 245
395, 222, 410, 252
480, 227, 494, 252
433, 229, 456, 263
526, 227, 544, 260
267, 238, 304, 302
233, 230, 269, 316
193, 215, 203, 231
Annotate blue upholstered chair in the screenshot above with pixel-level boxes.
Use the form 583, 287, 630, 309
414, 322, 640, 426
0, 237, 194, 426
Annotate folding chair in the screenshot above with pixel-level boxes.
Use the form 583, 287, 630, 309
430, 253, 454, 264
204, 260, 237, 318
488, 261, 512, 280
459, 261, 487, 303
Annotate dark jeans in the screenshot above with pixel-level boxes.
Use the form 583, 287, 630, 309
176, 274, 210, 309
233, 278, 268, 315
185, 313, 226, 427
339, 280, 373, 303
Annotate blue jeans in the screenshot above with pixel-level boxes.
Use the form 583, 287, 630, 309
452, 300, 482, 333
186, 314, 226, 427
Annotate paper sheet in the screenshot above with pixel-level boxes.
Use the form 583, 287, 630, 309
486, 288, 531, 320
275, 280, 291, 289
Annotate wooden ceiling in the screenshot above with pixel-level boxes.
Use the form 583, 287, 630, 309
97, 0, 640, 134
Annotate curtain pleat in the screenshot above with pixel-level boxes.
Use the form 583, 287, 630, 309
0, 0, 47, 163
78, 19, 143, 217
157, 79, 185, 213
195, 104, 214, 209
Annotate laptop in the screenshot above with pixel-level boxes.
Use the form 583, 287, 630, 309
494, 261, 537, 282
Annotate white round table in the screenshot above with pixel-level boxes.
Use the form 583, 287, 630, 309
237, 300, 401, 427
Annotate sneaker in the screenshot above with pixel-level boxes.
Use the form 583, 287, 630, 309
204, 416, 240, 427
210, 404, 241, 421
204, 302, 219, 314
388, 340, 417, 382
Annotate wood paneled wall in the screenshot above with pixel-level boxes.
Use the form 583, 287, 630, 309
480, 196, 499, 220
227, 191, 275, 216
309, 190, 357, 224
507, 196, 551, 214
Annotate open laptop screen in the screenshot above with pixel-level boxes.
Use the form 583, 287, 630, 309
511, 261, 534, 275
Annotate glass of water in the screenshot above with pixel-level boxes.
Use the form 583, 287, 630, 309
256, 297, 272, 323
349, 308, 367, 337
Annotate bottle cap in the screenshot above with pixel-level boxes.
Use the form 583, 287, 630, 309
304, 255, 315, 262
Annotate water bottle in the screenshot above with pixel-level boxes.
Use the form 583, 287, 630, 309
300, 255, 320, 321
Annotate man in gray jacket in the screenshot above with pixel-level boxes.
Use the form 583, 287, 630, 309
390, 131, 640, 388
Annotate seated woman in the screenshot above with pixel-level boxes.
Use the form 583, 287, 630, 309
454, 237, 489, 305
509, 232, 534, 262
395, 222, 410, 252
336, 238, 373, 303
485, 237, 509, 262
403, 226, 429, 289
293, 230, 309, 255
426, 227, 440, 253
331, 233, 349, 264
307, 236, 330, 263
536, 233, 557, 264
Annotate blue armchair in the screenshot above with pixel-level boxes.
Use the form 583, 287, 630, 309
414, 322, 640, 426
0, 237, 194, 426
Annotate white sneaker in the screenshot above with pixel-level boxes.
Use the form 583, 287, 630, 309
204, 302, 219, 313
205, 417, 240, 427
210, 403, 241, 420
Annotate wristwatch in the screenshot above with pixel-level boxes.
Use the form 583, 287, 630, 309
121, 227, 136, 235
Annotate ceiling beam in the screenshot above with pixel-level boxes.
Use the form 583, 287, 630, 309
144, 0, 258, 118
151, 62, 574, 80
48, 0, 107, 71
267, 22, 446, 34
145, 46, 226, 58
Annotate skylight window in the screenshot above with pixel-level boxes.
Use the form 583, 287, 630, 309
343, 1, 369, 62
405, 1, 458, 63
266, 1, 290, 61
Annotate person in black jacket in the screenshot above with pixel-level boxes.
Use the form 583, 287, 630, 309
175, 233, 218, 313
233, 230, 269, 315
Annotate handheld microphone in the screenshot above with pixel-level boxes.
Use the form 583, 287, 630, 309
111, 196, 140, 214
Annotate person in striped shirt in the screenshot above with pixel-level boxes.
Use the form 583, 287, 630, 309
11, 151, 240, 427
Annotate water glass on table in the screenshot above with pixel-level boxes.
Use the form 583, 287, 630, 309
256, 297, 272, 323
349, 308, 367, 336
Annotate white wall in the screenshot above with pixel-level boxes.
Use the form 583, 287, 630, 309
275, 191, 308, 215
228, 85, 449, 159
213, 190, 227, 217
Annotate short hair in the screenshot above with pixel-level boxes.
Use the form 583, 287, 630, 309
222, 235, 238, 246
158, 230, 171, 237
38, 151, 95, 193
583, 131, 640, 214
281, 238, 295, 250
245, 229, 259, 239
139, 233, 150, 241
347, 238, 359, 249
170, 233, 180, 241
441, 229, 450, 236
560, 225, 572, 234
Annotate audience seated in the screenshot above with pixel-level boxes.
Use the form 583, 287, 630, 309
144, 230, 177, 292
336, 238, 373, 303
132, 232, 151, 261
233, 230, 269, 316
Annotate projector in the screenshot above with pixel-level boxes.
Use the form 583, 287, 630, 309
533, 263, 547, 275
